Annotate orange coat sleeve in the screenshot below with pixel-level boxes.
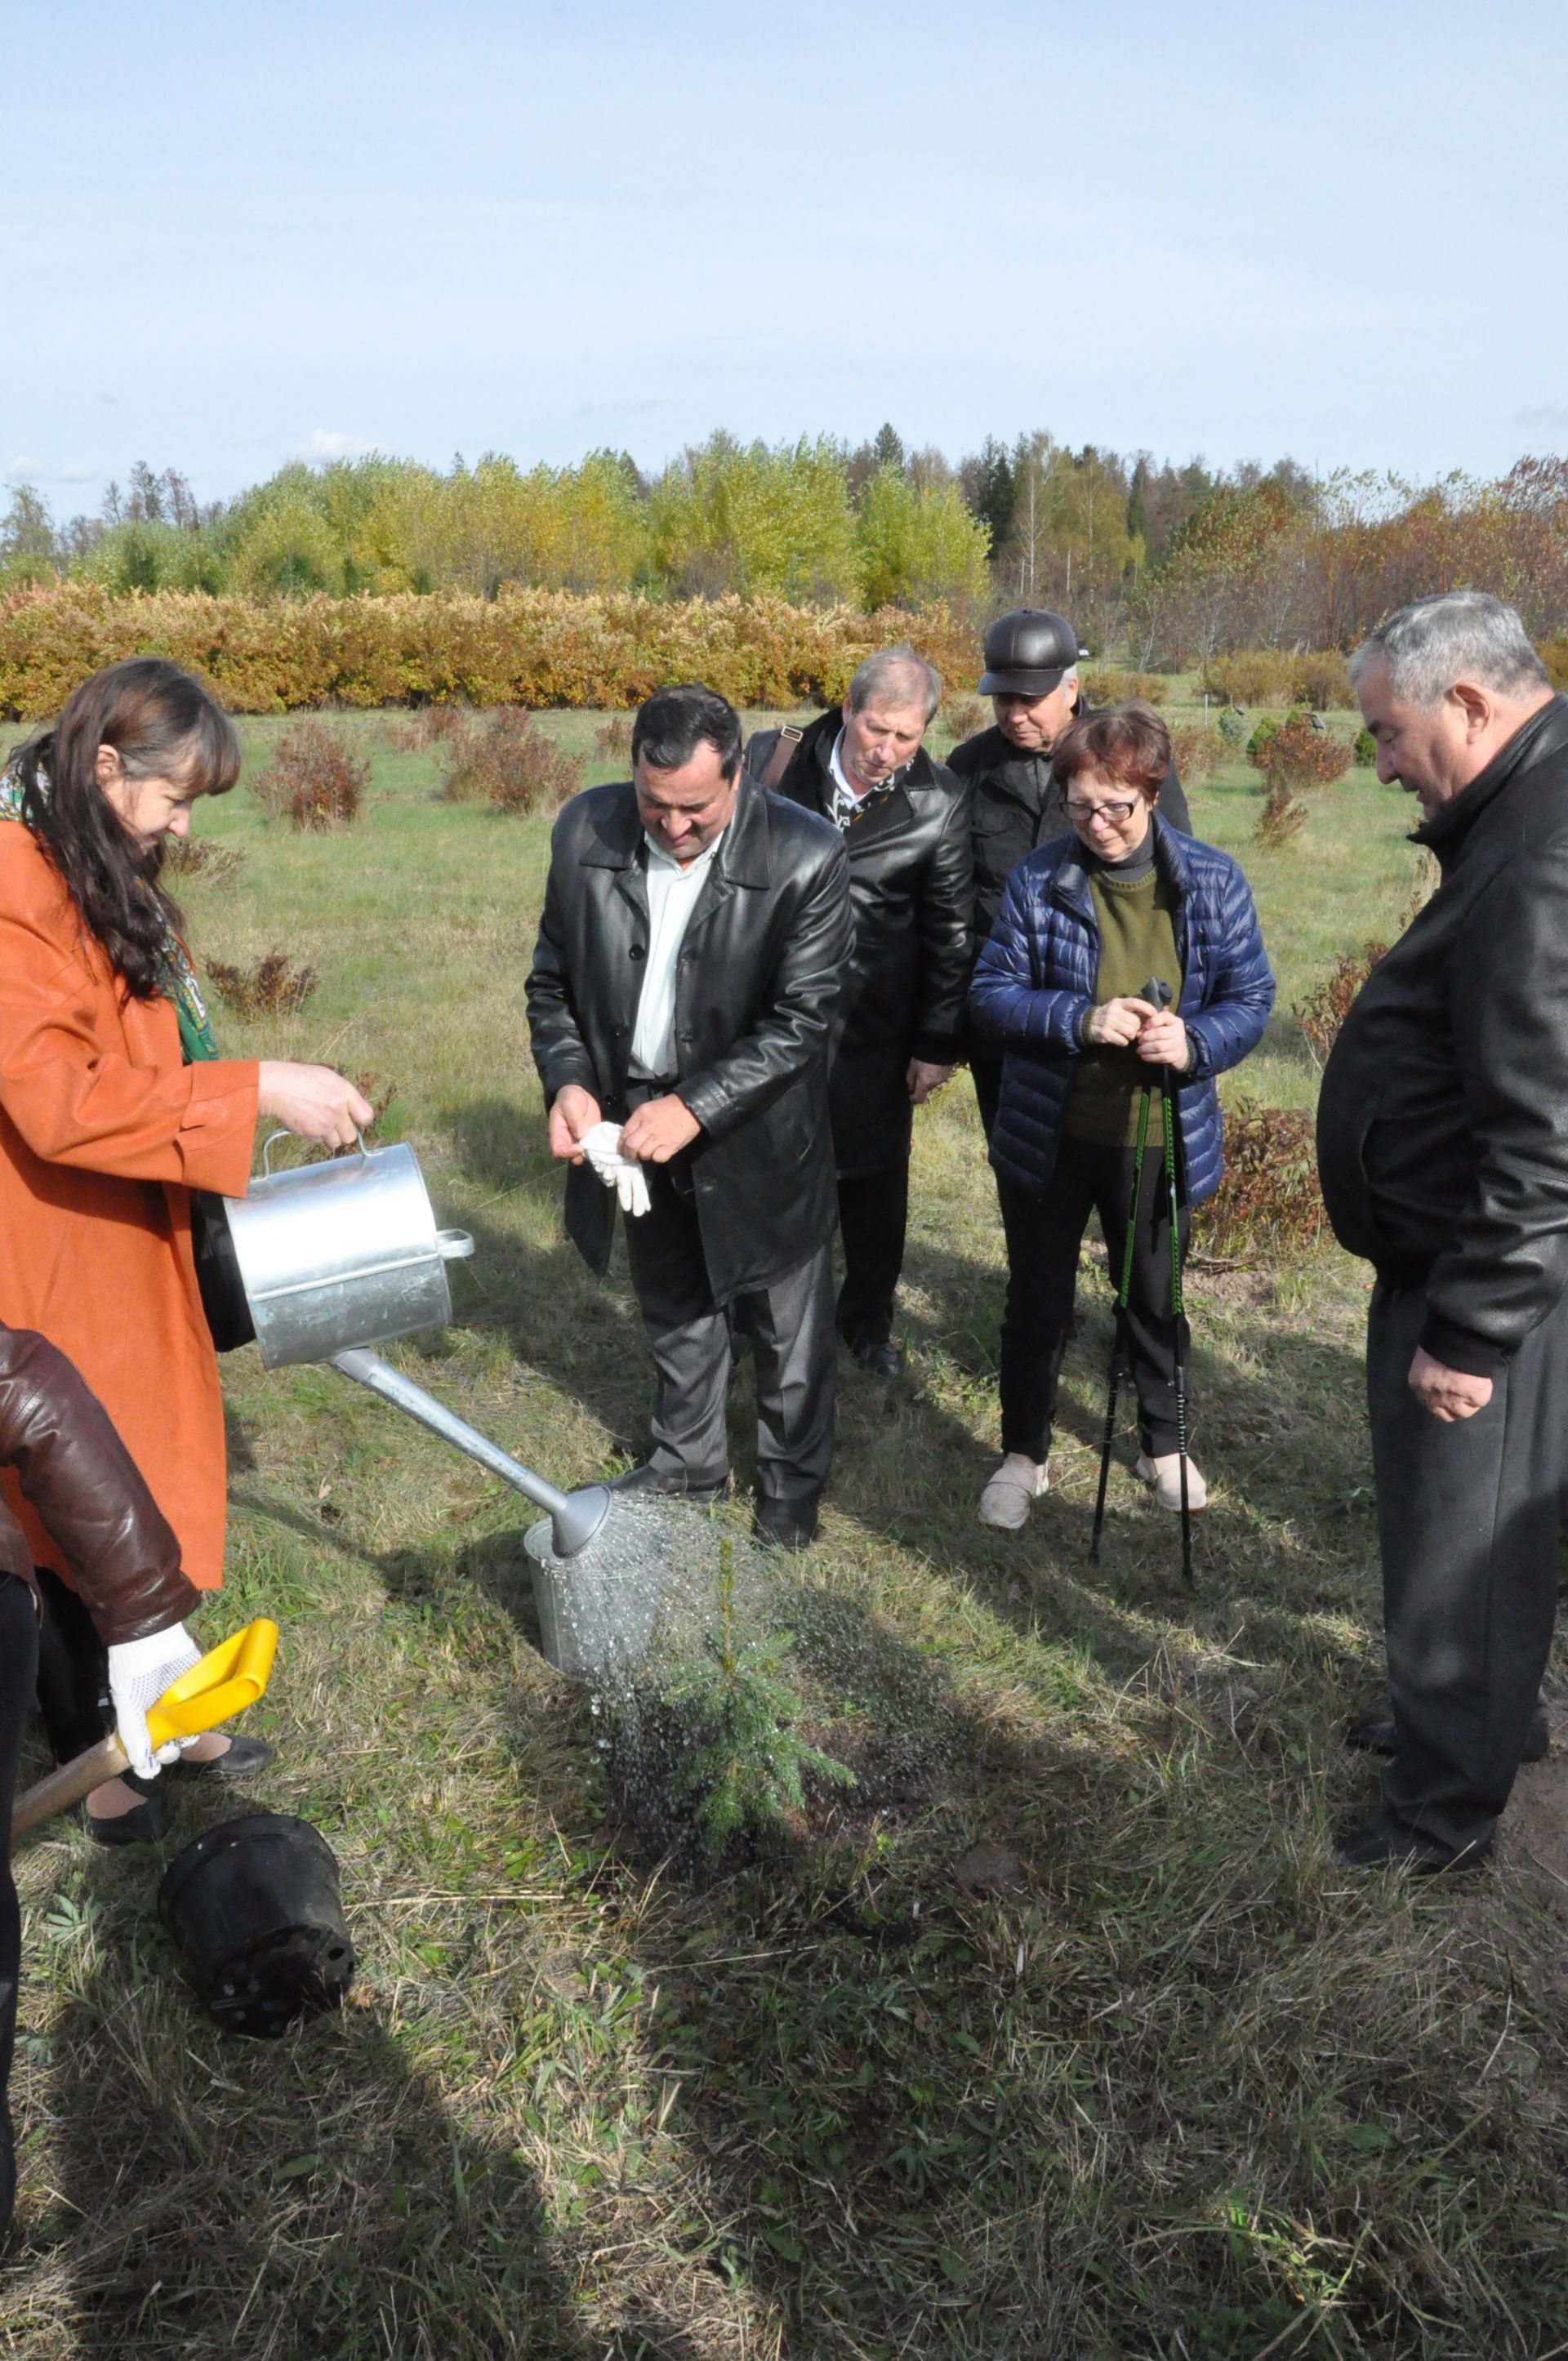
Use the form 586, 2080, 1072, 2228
0, 880, 259, 1197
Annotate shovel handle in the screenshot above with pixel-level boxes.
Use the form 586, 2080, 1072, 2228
9, 1619, 279, 1843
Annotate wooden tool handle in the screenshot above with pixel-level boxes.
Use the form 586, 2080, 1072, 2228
11, 1733, 131, 1840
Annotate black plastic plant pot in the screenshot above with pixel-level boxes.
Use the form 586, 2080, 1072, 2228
158, 1812, 355, 2038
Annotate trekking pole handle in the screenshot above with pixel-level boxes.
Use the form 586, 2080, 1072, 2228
1143, 977, 1174, 1012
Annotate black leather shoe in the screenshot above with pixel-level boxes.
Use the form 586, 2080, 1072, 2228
609, 1463, 728, 1504
169, 1733, 278, 1782
844, 1337, 905, 1379
1347, 1708, 1549, 1763
1335, 1818, 1491, 1875
753, 1495, 820, 1552
82, 1787, 168, 1847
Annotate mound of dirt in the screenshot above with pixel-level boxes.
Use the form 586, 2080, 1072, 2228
1498, 1730, 1568, 1926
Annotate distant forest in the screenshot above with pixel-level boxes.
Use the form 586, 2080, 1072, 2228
4, 427, 1566, 662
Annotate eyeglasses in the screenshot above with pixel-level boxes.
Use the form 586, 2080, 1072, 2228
1065, 797, 1139, 826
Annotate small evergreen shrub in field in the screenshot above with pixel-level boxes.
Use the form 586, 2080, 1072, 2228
1254, 782, 1307, 846
1258, 715, 1353, 792
205, 951, 318, 1018
438, 706, 586, 813
1294, 942, 1387, 1070
162, 835, 244, 888
1082, 666, 1169, 706
252, 719, 367, 830
1217, 704, 1247, 746
1193, 1097, 1322, 1256
1354, 725, 1377, 765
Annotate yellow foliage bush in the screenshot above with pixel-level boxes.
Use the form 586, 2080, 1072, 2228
0, 584, 979, 719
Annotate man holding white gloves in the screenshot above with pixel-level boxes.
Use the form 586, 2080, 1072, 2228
0, 1320, 212, 2230
528, 683, 852, 1548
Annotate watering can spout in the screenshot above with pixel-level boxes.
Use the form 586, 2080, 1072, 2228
550, 1483, 611, 1559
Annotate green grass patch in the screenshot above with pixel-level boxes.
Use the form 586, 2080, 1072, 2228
4, 706, 1566, 2358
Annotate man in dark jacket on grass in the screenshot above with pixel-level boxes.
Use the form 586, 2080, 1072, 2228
1318, 590, 1567, 1874
745, 646, 973, 1377
947, 608, 1191, 1137
528, 682, 852, 1549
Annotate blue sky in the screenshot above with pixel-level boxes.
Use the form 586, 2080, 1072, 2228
2, 0, 1563, 512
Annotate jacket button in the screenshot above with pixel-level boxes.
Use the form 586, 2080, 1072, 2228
629, 944, 646, 960
612, 1023, 627, 1036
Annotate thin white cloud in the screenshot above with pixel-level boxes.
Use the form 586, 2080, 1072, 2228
3, 457, 95, 487
1514, 404, 1568, 430
295, 427, 382, 465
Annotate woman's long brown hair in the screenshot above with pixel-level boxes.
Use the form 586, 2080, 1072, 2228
9, 657, 240, 996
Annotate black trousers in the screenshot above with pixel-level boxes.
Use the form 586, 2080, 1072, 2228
32, 1565, 109, 1765
997, 1133, 1191, 1462
1, 1572, 40, 2232
835, 1160, 910, 1348
623, 1163, 836, 1504
1365, 1278, 1568, 1860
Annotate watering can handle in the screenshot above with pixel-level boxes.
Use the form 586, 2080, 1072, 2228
10, 1618, 280, 1839
261, 1127, 370, 1177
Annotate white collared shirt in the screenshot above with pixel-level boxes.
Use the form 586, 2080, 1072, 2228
629, 828, 725, 1077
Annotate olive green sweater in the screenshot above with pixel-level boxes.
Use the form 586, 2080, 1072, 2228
1064, 842, 1183, 1146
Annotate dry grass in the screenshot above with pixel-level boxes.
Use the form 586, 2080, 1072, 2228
4, 703, 1566, 2359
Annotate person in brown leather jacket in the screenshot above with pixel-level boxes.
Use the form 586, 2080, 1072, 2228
0, 1318, 203, 2234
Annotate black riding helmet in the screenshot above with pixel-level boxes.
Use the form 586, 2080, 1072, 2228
977, 608, 1084, 697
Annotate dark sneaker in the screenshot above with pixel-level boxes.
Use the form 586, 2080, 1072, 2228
752, 1495, 820, 1552
1334, 1819, 1492, 1875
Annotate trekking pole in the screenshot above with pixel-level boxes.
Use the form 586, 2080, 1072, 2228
1089, 1080, 1152, 1562
1146, 980, 1196, 1589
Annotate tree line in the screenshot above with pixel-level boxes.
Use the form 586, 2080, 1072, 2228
3, 431, 1566, 664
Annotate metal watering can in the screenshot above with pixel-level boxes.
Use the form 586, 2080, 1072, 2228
205, 1136, 611, 1570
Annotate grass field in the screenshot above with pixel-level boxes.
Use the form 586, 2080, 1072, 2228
3, 698, 1568, 2360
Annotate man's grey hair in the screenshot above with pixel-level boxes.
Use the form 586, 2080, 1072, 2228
1350, 590, 1551, 708
844, 643, 943, 724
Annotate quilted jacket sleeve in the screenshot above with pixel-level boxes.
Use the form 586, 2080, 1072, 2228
1179, 853, 1275, 1079
967, 865, 1091, 1057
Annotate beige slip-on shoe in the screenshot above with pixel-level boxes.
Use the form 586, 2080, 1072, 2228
1134, 1452, 1208, 1511
978, 1454, 1049, 1530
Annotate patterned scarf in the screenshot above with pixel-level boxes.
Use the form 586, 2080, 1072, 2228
0, 763, 220, 1063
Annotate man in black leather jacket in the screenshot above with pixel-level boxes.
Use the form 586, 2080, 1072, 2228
528, 683, 852, 1548
1, 1320, 203, 2230
1317, 590, 1567, 1873
947, 608, 1190, 1137
745, 647, 972, 1377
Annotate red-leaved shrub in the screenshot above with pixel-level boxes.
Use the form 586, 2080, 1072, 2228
205, 951, 318, 1018
252, 719, 367, 830
439, 707, 586, 814
1193, 1098, 1322, 1257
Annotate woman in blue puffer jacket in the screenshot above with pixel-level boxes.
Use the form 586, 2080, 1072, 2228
969, 704, 1274, 1531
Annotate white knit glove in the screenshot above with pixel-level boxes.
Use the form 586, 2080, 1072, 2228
579, 1120, 652, 1218
107, 1623, 203, 1778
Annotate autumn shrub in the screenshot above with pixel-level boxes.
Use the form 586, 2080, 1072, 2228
593, 713, 633, 761
1294, 942, 1386, 1071
1166, 724, 1224, 783
1081, 666, 1169, 706
1292, 649, 1354, 708
1258, 716, 1354, 793
161, 835, 245, 888
1541, 634, 1568, 691
0, 583, 978, 719
1255, 783, 1307, 846
1193, 1098, 1322, 1257
439, 706, 585, 814
940, 696, 985, 742
252, 718, 367, 830
205, 951, 318, 1018
1201, 649, 1298, 706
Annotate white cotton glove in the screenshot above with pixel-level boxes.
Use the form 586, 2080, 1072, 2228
579, 1121, 626, 1184
107, 1622, 204, 1779
581, 1120, 652, 1218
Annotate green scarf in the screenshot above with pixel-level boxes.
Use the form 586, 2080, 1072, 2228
0, 764, 220, 1064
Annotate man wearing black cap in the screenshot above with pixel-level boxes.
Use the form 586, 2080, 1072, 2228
947, 609, 1190, 1138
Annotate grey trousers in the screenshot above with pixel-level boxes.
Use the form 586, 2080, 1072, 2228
623, 1165, 835, 1504
1366, 1277, 1567, 1858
